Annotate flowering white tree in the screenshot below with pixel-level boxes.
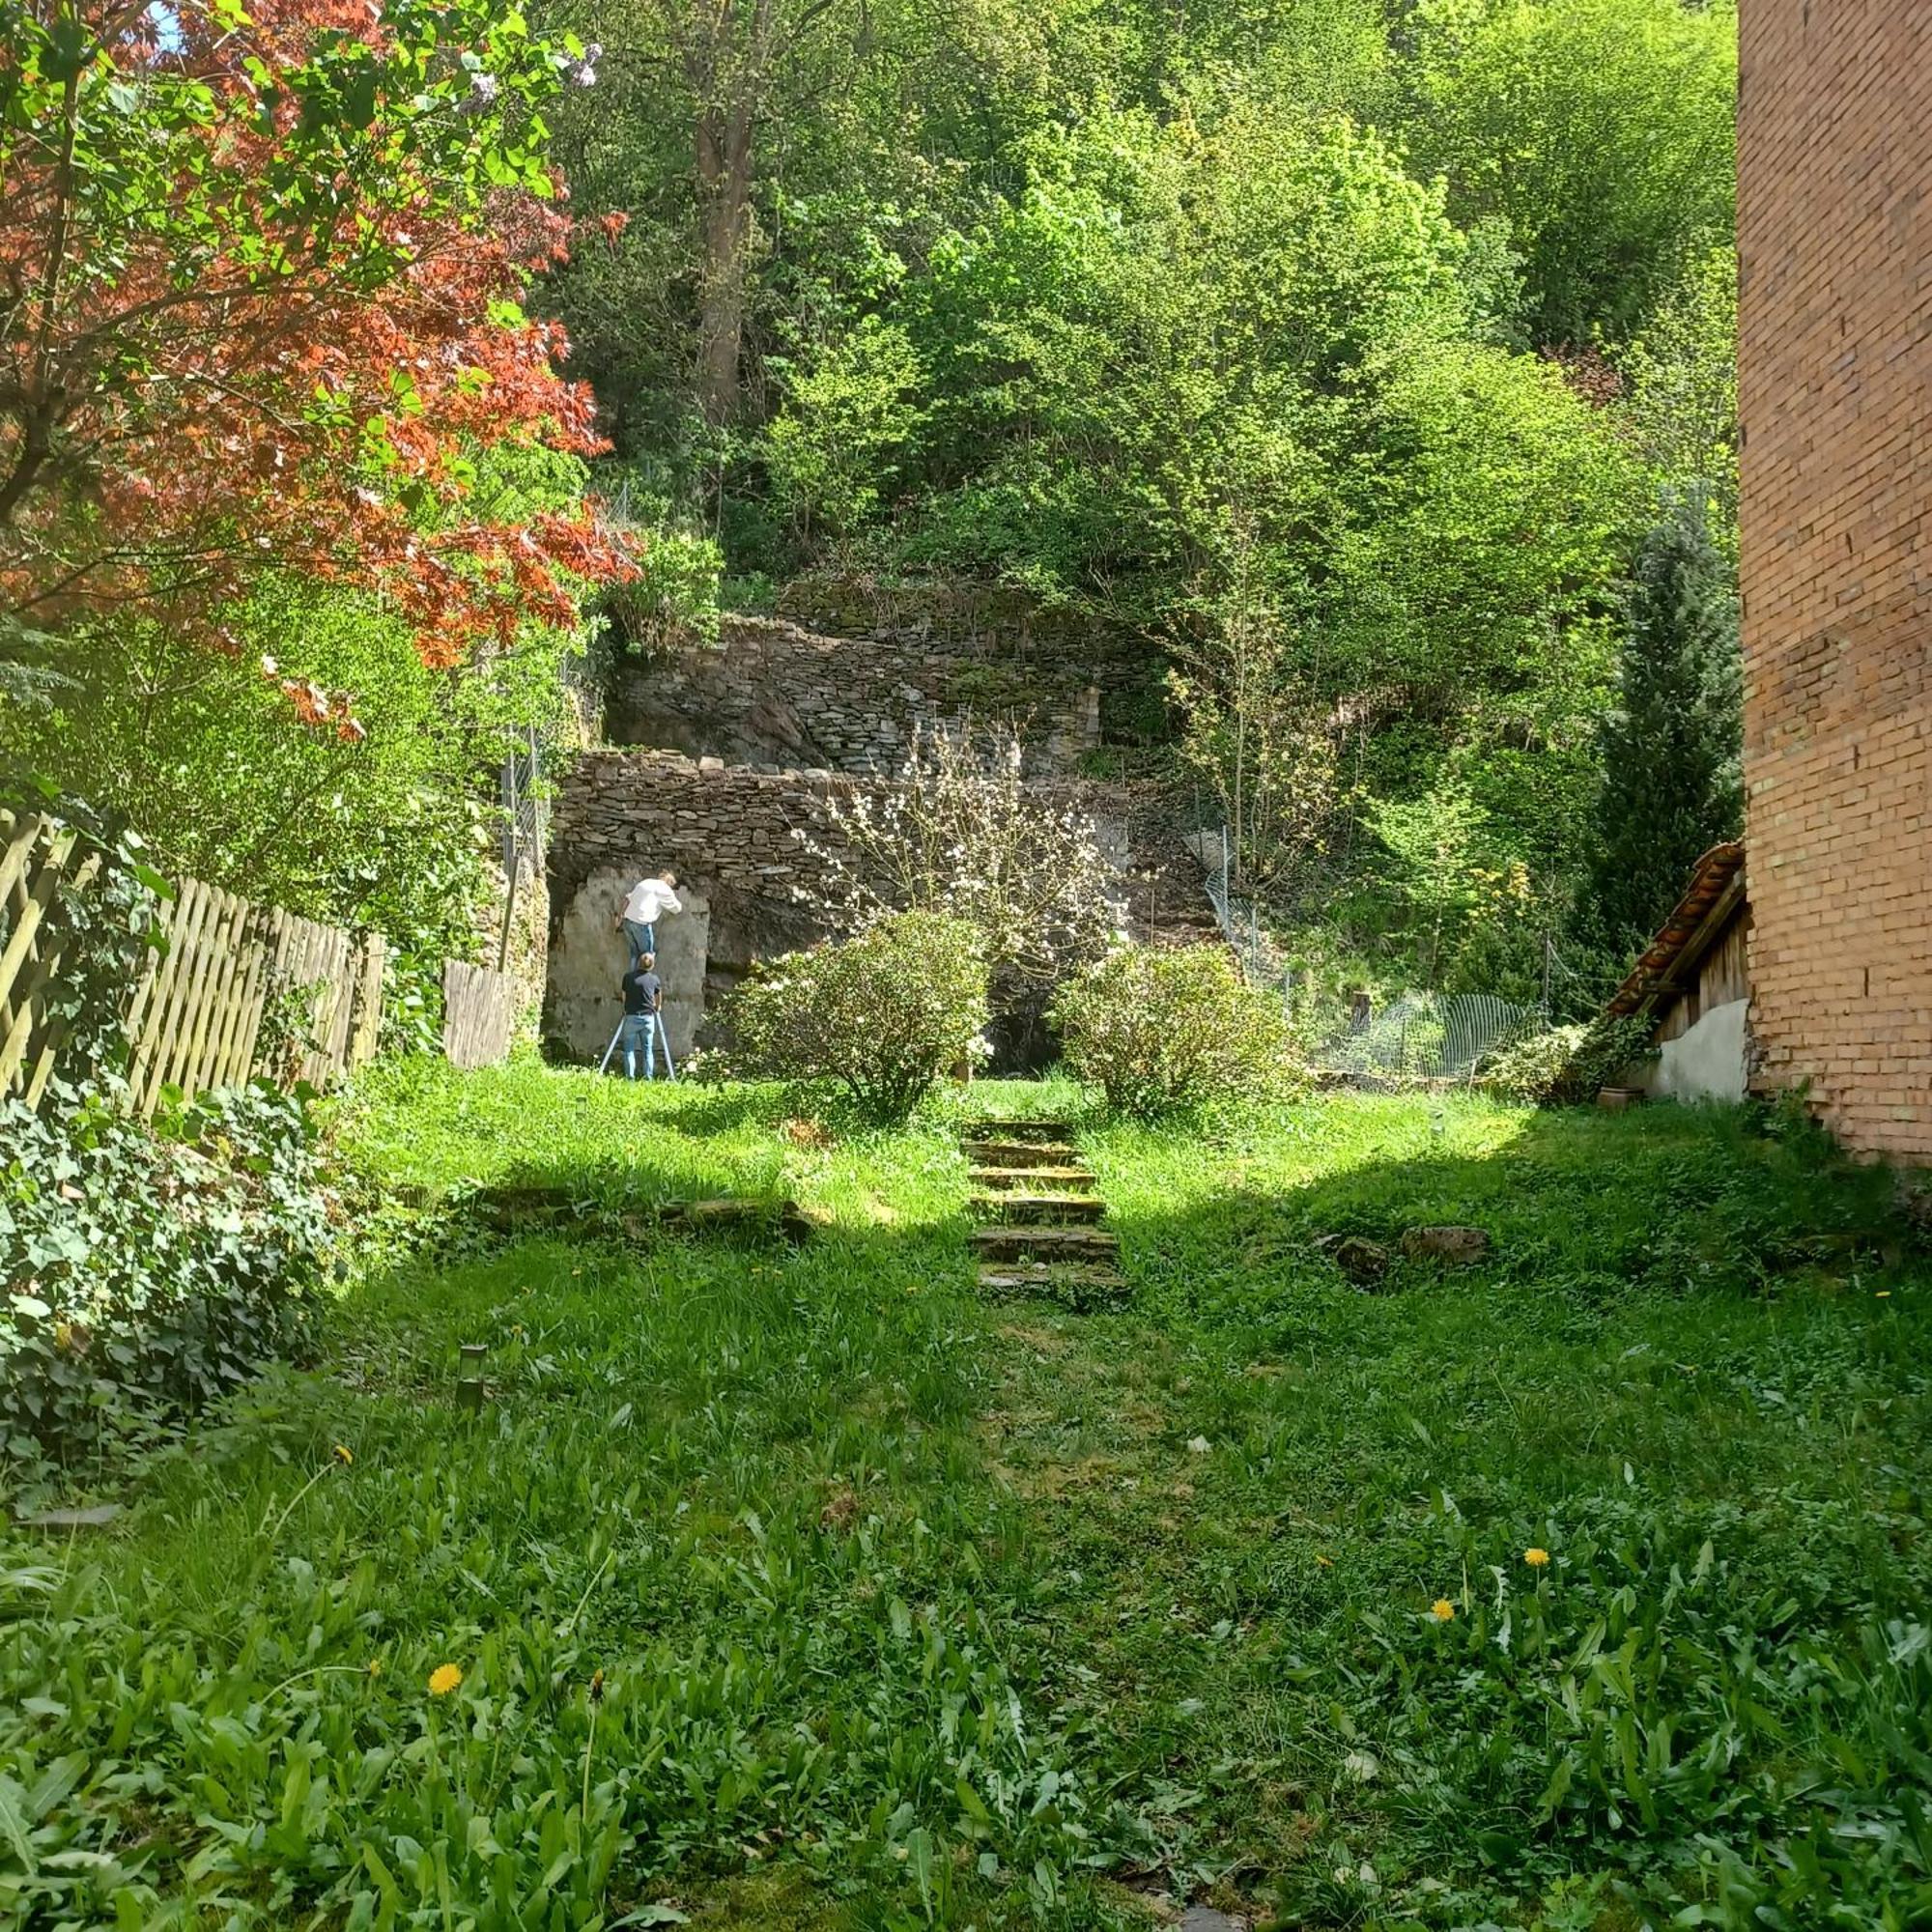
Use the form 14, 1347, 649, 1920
794, 722, 1125, 1016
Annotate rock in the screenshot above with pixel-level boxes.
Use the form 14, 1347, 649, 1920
1314, 1233, 1391, 1285
20, 1504, 122, 1529
1400, 1225, 1491, 1264
1178, 1909, 1248, 1932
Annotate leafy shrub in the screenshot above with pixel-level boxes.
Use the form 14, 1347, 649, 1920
1, 1082, 331, 1481
709, 911, 988, 1125
1478, 1013, 1657, 1105
793, 722, 1122, 1065
1050, 944, 1300, 1119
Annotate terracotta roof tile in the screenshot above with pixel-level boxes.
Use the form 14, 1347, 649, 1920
1605, 842, 1747, 1020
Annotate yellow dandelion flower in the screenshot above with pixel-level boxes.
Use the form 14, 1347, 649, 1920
589, 1668, 606, 1705
1430, 1598, 1456, 1622
428, 1663, 464, 1696
1524, 1548, 1550, 1568
332, 1444, 354, 1465
367, 1659, 384, 1679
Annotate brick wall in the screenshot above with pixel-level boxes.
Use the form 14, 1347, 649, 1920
1738, 0, 1932, 1160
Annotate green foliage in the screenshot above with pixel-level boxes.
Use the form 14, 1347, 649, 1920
0, 1068, 1130, 1929
1403, 0, 1738, 346
0, 1083, 329, 1487
1619, 242, 1741, 560
3, 539, 583, 961
712, 912, 989, 1124
1478, 1013, 1658, 1105
765, 317, 930, 543
1080, 1092, 1930, 1926
4, 1065, 1930, 1926
1050, 944, 1298, 1118
1577, 491, 1743, 962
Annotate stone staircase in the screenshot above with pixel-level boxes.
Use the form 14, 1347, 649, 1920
1124, 815, 1227, 952
964, 1119, 1128, 1310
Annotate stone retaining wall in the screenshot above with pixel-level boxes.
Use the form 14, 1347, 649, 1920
607, 597, 1162, 777
541, 750, 1212, 1065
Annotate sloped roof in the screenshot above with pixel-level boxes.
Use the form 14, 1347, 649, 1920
1605, 841, 1747, 1020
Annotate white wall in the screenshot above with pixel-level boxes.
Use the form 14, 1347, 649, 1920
1648, 997, 1751, 1103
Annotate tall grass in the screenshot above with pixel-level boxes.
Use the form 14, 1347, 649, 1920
2, 1069, 1927, 1928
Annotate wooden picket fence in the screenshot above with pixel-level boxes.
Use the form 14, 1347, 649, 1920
442, 958, 514, 1070
1, 809, 511, 1114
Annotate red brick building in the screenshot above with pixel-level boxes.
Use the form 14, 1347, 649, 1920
1737, 0, 1932, 1160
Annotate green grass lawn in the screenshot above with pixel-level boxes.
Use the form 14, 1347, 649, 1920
6, 1063, 1932, 1930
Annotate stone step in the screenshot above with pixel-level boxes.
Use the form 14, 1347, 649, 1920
970, 1224, 1120, 1264
972, 1120, 1075, 1144
977, 1262, 1130, 1310
970, 1165, 1096, 1191
970, 1191, 1107, 1225
962, 1139, 1077, 1168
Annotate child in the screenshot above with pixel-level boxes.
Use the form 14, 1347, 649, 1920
615, 870, 681, 966
618, 952, 665, 1079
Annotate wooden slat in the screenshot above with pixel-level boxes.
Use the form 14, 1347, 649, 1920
247, 907, 292, 1084
136, 880, 209, 1107
136, 879, 211, 1117
0, 824, 76, 1038
0, 838, 78, 1096
153, 885, 212, 1102
182, 891, 241, 1099
122, 920, 169, 1048
348, 935, 385, 1066
297, 921, 328, 1086
321, 926, 354, 1074
220, 905, 272, 1087
208, 903, 253, 1089
441, 959, 511, 1071
0, 810, 47, 921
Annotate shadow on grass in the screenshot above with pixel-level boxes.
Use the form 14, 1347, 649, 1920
1094, 1097, 1923, 1330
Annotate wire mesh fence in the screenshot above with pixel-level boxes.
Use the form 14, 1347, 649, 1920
1200, 822, 1548, 1085
1308, 990, 1544, 1086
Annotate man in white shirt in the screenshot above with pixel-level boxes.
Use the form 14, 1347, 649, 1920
616, 870, 681, 966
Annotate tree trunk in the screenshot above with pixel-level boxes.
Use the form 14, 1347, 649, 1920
692, 0, 770, 429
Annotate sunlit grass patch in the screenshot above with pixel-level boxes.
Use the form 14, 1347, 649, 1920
4, 1072, 1929, 1928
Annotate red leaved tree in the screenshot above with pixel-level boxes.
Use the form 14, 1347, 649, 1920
0, 0, 632, 668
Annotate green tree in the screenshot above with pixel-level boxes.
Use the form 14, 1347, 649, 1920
1402, 0, 1737, 346
1618, 243, 1739, 561
1577, 488, 1742, 961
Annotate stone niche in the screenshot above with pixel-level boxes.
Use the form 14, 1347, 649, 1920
545, 869, 712, 1067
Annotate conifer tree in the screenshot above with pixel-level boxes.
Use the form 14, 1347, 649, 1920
1579, 488, 1742, 959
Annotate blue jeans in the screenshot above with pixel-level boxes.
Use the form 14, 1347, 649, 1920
622, 919, 656, 964
619, 1012, 658, 1079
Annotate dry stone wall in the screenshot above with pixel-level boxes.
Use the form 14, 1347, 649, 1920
607, 583, 1161, 777
540, 749, 1213, 1065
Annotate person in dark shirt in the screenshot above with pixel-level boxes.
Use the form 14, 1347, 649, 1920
618, 952, 664, 1079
